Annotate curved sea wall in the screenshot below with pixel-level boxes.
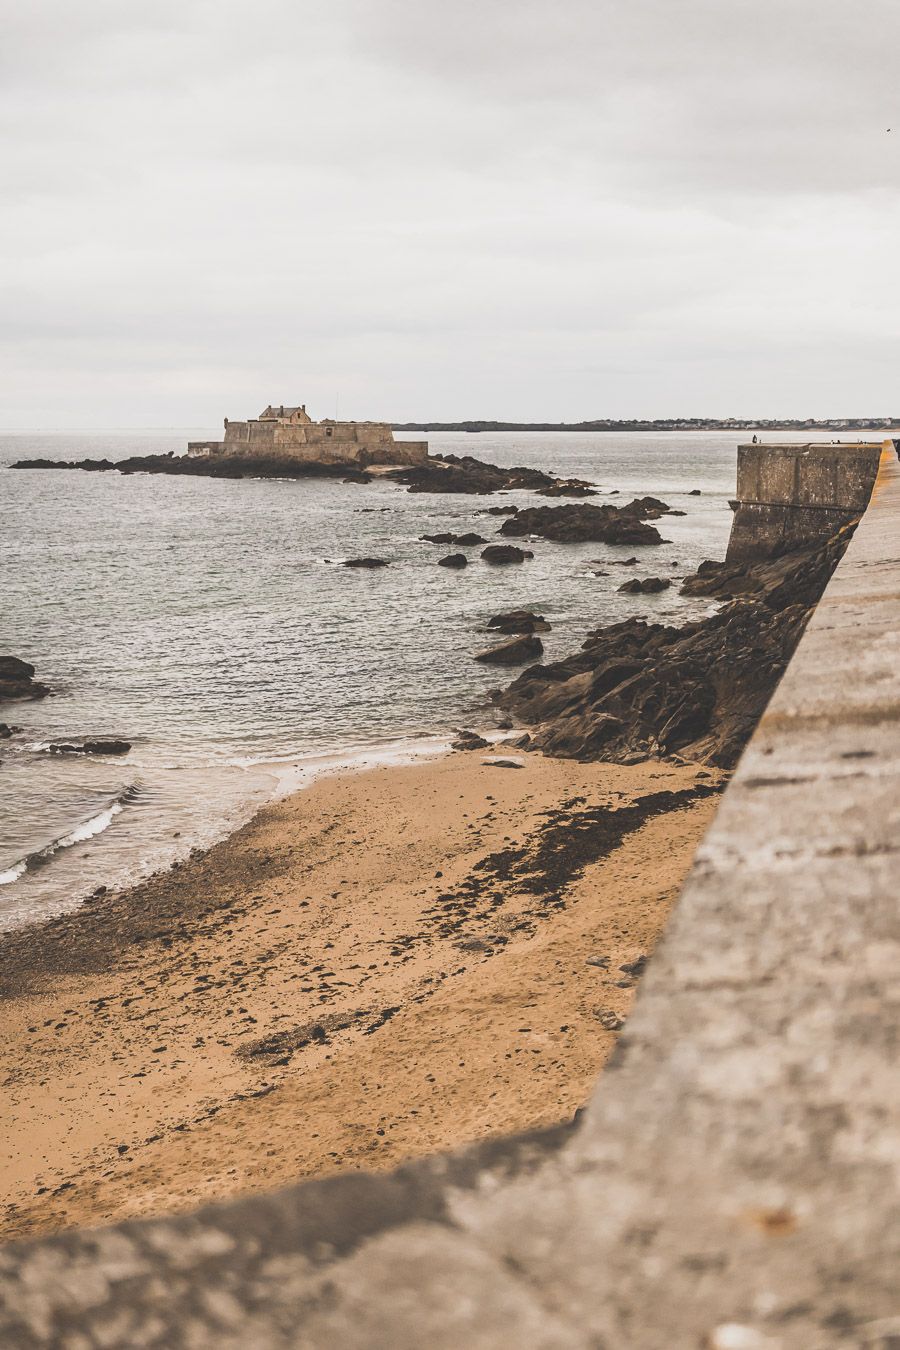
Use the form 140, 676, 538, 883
2, 445, 898, 1349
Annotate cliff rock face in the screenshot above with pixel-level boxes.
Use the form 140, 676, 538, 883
496, 526, 855, 768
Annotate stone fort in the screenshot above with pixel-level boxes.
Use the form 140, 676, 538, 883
187, 404, 428, 468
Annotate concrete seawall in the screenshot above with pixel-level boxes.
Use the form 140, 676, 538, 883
726, 440, 882, 563
2, 447, 898, 1348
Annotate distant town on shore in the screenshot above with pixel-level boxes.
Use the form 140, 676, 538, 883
394, 416, 900, 432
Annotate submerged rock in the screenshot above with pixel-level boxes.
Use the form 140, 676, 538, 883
480, 544, 533, 565
475, 634, 544, 666
618, 577, 672, 594
343, 557, 389, 568
47, 739, 132, 755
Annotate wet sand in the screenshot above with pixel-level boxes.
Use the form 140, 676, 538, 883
0, 750, 722, 1243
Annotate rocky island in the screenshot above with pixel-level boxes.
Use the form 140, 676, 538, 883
10, 402, 570, 496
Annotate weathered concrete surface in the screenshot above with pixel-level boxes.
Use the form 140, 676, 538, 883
727, 441, 882, 562
1, 450, 899, 1348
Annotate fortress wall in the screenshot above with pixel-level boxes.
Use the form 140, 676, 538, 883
726, 441, 883, 562
215, 420, 426, 466
10, 443, 894, 1347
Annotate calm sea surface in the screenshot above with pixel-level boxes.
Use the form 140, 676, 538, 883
0, 427, 854, 929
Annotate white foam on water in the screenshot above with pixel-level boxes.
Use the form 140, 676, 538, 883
225, 727, 511, 801
0, 793, 130, 886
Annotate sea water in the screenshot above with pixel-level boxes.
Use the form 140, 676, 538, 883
0, 427, 839, 929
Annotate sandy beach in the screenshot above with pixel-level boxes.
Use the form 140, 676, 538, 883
0, 748, 722, 1243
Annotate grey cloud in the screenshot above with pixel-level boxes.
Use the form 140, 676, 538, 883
1, 0, 899, 426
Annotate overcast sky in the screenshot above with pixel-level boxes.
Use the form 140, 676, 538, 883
2, 0, 899, 427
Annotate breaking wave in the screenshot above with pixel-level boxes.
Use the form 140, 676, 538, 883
0, 785, 140, 886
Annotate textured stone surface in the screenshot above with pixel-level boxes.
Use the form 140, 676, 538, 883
727, 441, 882, 561
1, 450, 898, 1348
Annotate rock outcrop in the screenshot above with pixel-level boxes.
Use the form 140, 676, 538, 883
480, 545, 533, 564
450, 729, 490, 750
438, 554, 468, 569
498, 503, 664, 546
536, 480, 597, 498
475, 634, 544, 666
486, 610, 551, 634
343, 558, 389, 569
13, 451, 560, 497
496, 526, 855, 768
393, 455, 557, 495
0, 657, 48, 701
10, 454, 383, 481
618, 577, 672, 594
421, 532, 487, 545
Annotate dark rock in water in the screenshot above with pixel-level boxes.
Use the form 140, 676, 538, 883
486, 609, 552, 634
438, 553, 468, 569
342, 471, 372, 484
451, 729, 490, 751
475, 634, 543, 665
499, 504, 663, 546
480, 544, 533, 565
0, 656, 49, 701
537, 480, 597, 498
689, 488, 702, 495
12, 454, 389, 482
483, 505, 519, 516
618, 577, 672, 594
608, 556, 639, 566
618, 496, 672, 519
48, 739, 132, 755
393, 454, 557, 495
343, 557, 389, 568
495, 526, 854, 769
421, 531, 487, 545
0, 724, 12, 739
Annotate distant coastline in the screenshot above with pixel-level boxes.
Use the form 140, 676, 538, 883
394, 417, 900, 432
